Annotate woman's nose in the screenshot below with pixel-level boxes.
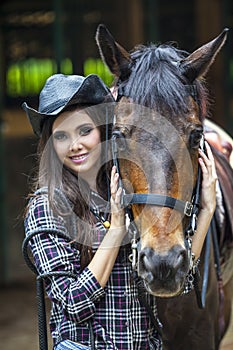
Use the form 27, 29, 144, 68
69, 138, 83, 151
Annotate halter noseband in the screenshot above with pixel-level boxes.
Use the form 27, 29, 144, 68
123, 193, 193, 217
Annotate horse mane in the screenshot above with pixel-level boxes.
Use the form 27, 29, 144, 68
119, 43, 208, 121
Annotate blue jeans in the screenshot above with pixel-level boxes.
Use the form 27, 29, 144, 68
55, 340, 90, 350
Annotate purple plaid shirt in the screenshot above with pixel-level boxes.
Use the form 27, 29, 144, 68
24, 188, 192, 349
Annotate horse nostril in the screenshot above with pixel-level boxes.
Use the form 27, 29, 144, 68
145, 271, 153, 283
139, 251, 146, 270
138, 252, 154, 283
173, 248, 187, 271
140, 249, 155, 266
139, 250, 151, 273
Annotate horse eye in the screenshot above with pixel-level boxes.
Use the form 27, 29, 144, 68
189, 129, 203, 149
112, 129, 127, 151
116, 133, 127, 151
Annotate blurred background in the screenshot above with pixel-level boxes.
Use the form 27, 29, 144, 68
0, 0, 232, 349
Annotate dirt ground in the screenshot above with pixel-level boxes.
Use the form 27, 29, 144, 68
0, 277, 232, 350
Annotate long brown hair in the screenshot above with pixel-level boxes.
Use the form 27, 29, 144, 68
28, 103, 113, 268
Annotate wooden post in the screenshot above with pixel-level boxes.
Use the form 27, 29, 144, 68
127, 0, 144, 47
0, 20, 8, 285
53, 0, 63, 73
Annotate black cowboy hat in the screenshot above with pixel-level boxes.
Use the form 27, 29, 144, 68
22, 73, 114, 137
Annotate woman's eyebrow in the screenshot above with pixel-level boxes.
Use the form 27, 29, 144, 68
78, 122, 93, 128
53, 122, 93, 133
75, 122, 94, 131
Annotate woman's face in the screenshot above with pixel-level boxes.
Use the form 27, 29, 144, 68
52, 108, 102, 179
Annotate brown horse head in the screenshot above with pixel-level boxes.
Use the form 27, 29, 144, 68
96, 25, 228, 297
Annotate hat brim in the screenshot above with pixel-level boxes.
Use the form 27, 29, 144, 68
22, 74, 114, 137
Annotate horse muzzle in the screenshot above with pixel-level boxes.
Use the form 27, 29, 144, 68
138, 244, 189, 297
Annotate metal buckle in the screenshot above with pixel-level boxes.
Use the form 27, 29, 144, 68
184, 202, 193, 216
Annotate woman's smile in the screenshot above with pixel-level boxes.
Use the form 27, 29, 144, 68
69, 153, 89, 164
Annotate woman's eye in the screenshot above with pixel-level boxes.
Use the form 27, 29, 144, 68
79, 126, 93, 136
53, 132, 67, 141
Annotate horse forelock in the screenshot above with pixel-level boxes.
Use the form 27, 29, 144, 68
119, 44, 208, 121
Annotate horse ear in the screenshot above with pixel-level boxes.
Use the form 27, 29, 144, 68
180, 28, 229, 82
95, 24, 131, 79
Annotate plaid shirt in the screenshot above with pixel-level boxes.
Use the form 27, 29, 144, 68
24, 188, 193, 350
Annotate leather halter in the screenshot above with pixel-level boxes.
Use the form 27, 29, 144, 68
111, 130, 203, 232
114, 82, 202, 222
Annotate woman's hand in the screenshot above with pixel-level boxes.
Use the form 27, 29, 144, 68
192, 141, 218, 260
88, 166, 125, 287
110, 166, 125, 229
198, 141, 218, 214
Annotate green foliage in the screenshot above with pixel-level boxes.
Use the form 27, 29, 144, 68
6, 57, 113, 97
84, 58, 113, 86
7, 58, 73, 96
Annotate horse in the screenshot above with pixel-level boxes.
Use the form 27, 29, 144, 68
95, 24, 233, 350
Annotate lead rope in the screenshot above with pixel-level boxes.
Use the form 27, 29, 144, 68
22, 231, 78, 350
211, 214, 225, 340
23, 238, 96, 350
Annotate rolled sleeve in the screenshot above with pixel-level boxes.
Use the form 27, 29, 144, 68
78, 267, 105, 303
49, 267, 105, 323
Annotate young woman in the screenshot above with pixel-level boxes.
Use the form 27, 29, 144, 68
23, 73, 217, 350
